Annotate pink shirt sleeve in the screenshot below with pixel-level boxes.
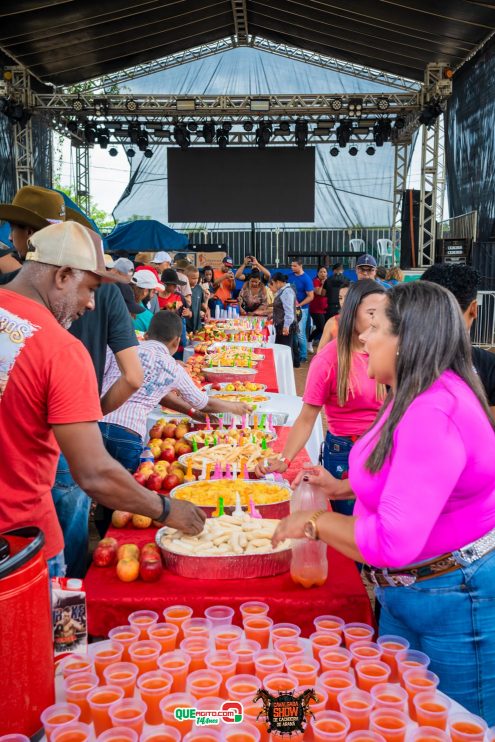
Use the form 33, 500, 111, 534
303, 342, 337, 407
354, 403, 467, 568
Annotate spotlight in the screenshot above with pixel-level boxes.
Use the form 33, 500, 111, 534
279, 121, 290, 132
72, 97, 84, 112
419, 100, 444, 127
109, 147, 118, 157
144, 148, 153, 158
137, 133, 149, 152
174, 124, 190, 150
243, 121, 254, 132
377, 98, 389, 111
256, 122, 272, 148
373, 120, 392, 146
216, 128, 228, 149
0, 98, 32, 126
330, 147, 340, 157
187, 122, 198, 132
294, 119, 308, 149
125, 98, 138, 112
336, 121, 352, 148
126, 148, 136, 158
331, 98, 343, 111
349, 146, 358, 156
348, 99, 363, 118
128, 122, 140, 144
394, 116, 405, 130
66, 119, 78, 134
222, 122, 232, 132
93, 98, 109, 116
366, 146, 375, 156
84, 122, 97, 144
97, 127, 110, 149
202, 122, 215, 143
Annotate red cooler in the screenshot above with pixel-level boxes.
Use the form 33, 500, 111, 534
0, 527, 55, 736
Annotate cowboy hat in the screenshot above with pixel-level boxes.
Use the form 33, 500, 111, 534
0, 186, 66, 230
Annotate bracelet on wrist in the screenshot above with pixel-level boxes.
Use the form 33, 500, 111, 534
156, 495, 171, 523
280, 456, 292, 468
187, 408, 197, 419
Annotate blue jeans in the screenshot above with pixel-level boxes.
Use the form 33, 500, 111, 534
297, 306, 310, 361
321, 431, 356, 517
98, 422, 143, 471
52, 454, 91, 579
48, 550, 66, 578
376, 548, 495, 724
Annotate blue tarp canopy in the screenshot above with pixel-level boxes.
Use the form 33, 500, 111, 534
104, 219, 188, 255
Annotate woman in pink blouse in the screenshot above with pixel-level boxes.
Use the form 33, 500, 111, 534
273, 281, 495, 722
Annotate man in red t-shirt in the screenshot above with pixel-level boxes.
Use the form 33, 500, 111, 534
0, 222, 205, 575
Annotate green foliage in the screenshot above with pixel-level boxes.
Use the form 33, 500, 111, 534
53, 181, 115, 231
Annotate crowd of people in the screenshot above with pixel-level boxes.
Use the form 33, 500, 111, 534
2, 185, 495, 722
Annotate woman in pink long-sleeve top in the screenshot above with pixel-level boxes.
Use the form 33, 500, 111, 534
273, 281, 495, 723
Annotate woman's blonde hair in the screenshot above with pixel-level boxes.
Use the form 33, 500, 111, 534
386, 266, 404, 282
135, 252, 154, 264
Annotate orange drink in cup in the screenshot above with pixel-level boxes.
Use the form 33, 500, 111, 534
350, 641, 383, 668
205, 650, 237, 696
317, 670, 355, 710
369, 708, 408, 742
409, 727, 449, 742
413, 691, 451, 730
103, 662, 139, 698
347, 732, 386, 742
402, 668, 439, 719
94, 641, 124, 683
137, 670, 173, 725
310, 710, 350, 742
243, 701, 270, 742
63, 672, 99, 723
243, 615, 273, 649
273, 637, 305, 662
448, 714, 488, 742
239, 601, 269, 620
108, 698, 146, 735
157, 650, 191, 692
343, 623, 375, 649
310, 632, 342, 661
186, 668, 223, 699
196, 696, 224, 711
313, 615, 345, 637
376, 636, 410, 683
108, 626, 140, 662
41, 703, 81, 741
97, 726, 138, 742
221, 722, 261, 742
272, 733, 304, 742
61, 654, 93, 679
180, 635, 210, 671
182, 617, 213, 639
228, 639, 261, 674
159, 692, 196, 737
87, 685, 124, 736
263, 672, 298, 694
395, 649, 430, 684
183, 730, 222, 742
253, 649, 285, 681
320, 647, 352, 673
355, 660, 391, 693
127, 610, 159, 640
370, 683, 407, 712
299, 685, 329, 715
212, 624, 243, 651
51, 722, 91, 742
163, 605, 193, 641
148, 623, 179, 653
271, 623, 302, 641
141, 728, 181, 742
128, 640, 161, 675
225, 673, 261, 701
286, 656, 320, 686
337, 689, 373, 732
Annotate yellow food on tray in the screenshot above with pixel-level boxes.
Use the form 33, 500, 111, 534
180, 442, 280, 471
160, 513, 290, 556
208, 393, 269, 403
172, 479, 290, 507
203, 367, 258, 376
186, 427, 274, 445
204, 357, 259, 368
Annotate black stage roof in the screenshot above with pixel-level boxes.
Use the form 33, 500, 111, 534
1, 1, 494, 86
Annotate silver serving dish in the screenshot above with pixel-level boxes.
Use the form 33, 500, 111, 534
204, 382, 267, 392
183, 427, 277, 449
220, 412, 288, 427
156, 526, 292, 580
169, 479, 292, 519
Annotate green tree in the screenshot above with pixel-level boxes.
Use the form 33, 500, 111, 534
54, 182, 116, 232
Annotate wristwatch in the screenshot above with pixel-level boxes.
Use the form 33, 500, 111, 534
303, 510, 327, 540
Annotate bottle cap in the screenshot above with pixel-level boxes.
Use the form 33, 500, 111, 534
66, 578, 83, 590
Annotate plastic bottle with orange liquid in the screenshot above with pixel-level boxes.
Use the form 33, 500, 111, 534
290, 478, 328, 588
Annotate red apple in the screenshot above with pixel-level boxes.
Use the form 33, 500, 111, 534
111, 511, 133, 528
141, 542, 160, 558
175, 423, 189, 439
145, 472, 163, 491
159, 447, 176, 464
162, 473, 181, 492
163, 423, 177, 438
175, 441, 193, 456
93, 543, 117, 567
149, 423, 164, 439
99, 537, 118, 549
139, 557, 162, 582
133, 471, 149, 487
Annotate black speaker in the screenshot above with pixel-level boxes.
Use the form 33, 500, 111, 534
400, 189, 420, 270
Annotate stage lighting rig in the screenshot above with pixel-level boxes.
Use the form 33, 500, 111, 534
174, 124, 190, 150
336, 121, 352, 148
128, 122, 141, 144
419, 99, 444, 128
126, 148, 136, 158
125, 98, 138, 112
187, 122, 198, 132
0, 97, 31, 127
243, 121, 254, 132
108, 147, 118, 157
72, 96, 84, 113
330, 147, 339, 157
377, 98, 389, 111
84, 122, 97, 144
97, 127, 110, 149
66, 119, 78, 134
373, 120, 392, 146
202, 121, 215, 143
137, 132, 149, 152
93, 98, 109, 116
349, 146, 358, 156
394, 116, 405, 130
256, 122, 272, 148
366, 146, 376, 156
222, 122, 232, 132
144, 148, 153, 158
331, 98, 343, 112
348, 99, 363, 118
216, 127, 228, 149
294, 119, 309, 149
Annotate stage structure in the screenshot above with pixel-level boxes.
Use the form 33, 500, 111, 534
0, 46, 452, 266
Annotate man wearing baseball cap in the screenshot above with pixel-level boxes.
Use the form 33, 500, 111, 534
355, 253, 378, 280
213, 256, 236, 307
130, 270, 165, 332
0, 221, 205, 577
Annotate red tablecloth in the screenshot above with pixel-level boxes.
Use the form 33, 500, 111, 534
199, 347, 278, 393
86, 532, 372, 637
270, 426, 309, 483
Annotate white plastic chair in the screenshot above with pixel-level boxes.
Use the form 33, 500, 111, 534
349, 238, 365, 268
376, 238, 394, 267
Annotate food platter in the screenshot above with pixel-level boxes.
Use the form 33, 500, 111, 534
203, 367, 258, 383
208, 393, 270, 404
204, 382, 267, 392
183, 426, 277, 448
169, 479, 292, 518
178, 442, 281, 479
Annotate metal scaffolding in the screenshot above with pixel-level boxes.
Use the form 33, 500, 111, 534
6, 67, 35, 189
74, 145, 91, 216
391, 142, 409, 250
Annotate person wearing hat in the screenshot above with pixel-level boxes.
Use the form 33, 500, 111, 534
150, 250, 172, 273
213, 256, 236, 308
0, 221, 205, 577
112, 257, 134, 277
130, 270, 165, 332
355, 253, 378, 281
173, 257, 193, 304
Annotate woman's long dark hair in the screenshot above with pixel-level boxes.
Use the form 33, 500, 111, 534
365, 281, 495, 472
336, 279, 386, 406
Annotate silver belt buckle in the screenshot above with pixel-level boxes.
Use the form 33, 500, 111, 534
382, 569, 416, 587
456, 527, 495, 566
